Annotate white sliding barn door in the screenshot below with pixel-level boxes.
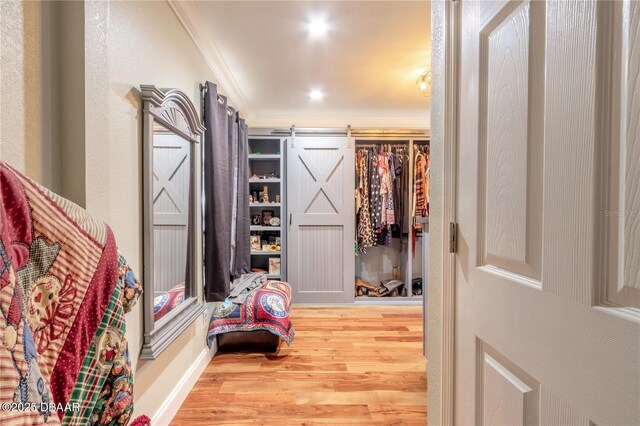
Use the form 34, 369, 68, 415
287, 136, 355, 303
455, 1, 640, 425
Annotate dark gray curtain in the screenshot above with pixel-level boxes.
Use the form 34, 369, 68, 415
228, 108, 239, 276
203, 82, 251, 300
233, 118, 251, 276
203, 82, 231, 301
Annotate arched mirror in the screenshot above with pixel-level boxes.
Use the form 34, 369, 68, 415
140, 85, 205, 359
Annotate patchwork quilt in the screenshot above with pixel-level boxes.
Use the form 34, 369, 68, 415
0, 162, 142, 425
153, 283, 185, 321
207, 280, 295, 346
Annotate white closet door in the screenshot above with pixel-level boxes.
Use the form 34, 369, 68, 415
287, 136, 355, 303
454, 1, 640, 425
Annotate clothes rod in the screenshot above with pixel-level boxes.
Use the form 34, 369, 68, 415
356, 145, 410, 150
269, 128, 428, 136
356, 141, 411, 146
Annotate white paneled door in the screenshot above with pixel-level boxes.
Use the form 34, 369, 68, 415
455, 1, 639, 425
287, 136, 355, 303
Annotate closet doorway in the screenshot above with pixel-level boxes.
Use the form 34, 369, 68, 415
354, 136, 429, 305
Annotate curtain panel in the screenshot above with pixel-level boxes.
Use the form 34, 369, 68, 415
203, 81, 250, 302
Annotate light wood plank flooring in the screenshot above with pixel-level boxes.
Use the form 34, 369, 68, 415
172, 306, 427, 425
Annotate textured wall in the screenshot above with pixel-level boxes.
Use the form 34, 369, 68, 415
2, 0, 221, 420
1, 1, 86, 202
0, 1, 46, 184
83, 0, 220, 419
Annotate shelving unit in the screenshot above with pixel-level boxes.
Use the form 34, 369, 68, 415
248, 134, 287, 281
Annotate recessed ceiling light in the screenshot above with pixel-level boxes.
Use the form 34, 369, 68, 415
309, 89, 324, 101
308, 18, 328, 37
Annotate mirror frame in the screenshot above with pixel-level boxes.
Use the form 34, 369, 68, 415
140, 85, 205, 360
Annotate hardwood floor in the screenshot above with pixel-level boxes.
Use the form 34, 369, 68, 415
172, 306, 427, 425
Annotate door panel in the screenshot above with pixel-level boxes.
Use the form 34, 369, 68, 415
477, 0, 544, 283
605, 0, 640, 309
480, 347, 539, 426
456, 1, 640, 425
297, 225, 344, 292
287, 136, 354, 303
153, 135, 190, 293
542, 0, 599, 305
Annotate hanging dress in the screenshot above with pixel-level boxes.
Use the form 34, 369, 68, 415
412, 150, 428, 253
369, 151, 383, 232
356, 150, 374, 250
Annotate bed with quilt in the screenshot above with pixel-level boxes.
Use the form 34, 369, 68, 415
207, 274, 294, 351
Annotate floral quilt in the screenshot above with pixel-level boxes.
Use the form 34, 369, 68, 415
207, 280, 295, 346
0, 162, 142, 425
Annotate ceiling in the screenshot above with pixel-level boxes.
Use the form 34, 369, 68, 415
171, 1, 430, 128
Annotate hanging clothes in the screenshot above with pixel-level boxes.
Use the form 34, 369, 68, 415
412, 144, 430, 254
355, 150, 374, 250
381, 152, 395, 226
355, 145, 408, 251
369, 151, 383, 231
424, 145, 430, 218
414, 151, 428, 224
392, 149, 408, 237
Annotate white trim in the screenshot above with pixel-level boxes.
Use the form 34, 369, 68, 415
441, 1, 459, 424
167, 0, 255, 121
429, 1, 458, 426
151, 347, 212, 425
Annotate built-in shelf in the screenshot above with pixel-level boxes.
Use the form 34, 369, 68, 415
248, 135, 286, 282
249, 178, 281, 183
250, 203, 281, 207
250, 225, 281, 232
249, 154, 281, 160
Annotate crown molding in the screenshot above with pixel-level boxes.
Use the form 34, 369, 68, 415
168, 0, 255, 121
250, 114, 430, 129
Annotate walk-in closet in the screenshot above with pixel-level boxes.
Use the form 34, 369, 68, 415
246, 128, 430, 305
354, 135, 430, 303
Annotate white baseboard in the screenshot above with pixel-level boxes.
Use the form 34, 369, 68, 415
151, 347, 213, 425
